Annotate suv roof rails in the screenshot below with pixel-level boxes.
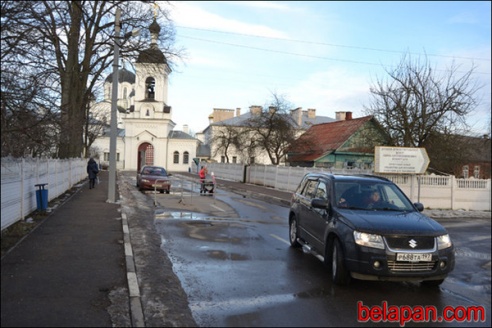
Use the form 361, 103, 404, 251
352, 174, 391, 182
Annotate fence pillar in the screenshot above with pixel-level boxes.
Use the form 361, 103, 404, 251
20, 158, 25, 221
263, 165, 267, 187
274, 165, 279, 189
450, 176, 455, 210
409, 174, 415, 202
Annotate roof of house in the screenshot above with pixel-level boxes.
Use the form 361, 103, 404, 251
168, 130, 196, 140
211, 111, 334, 129
104, 67, 136, 84
288, 115, 374, 162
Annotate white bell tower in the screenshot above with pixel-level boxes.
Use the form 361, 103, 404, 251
123, 18, 176, 170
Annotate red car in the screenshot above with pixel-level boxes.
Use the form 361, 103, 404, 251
136, 165, 171, 194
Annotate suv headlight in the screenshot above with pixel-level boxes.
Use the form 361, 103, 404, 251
437, 234, 452, 250
353, 231, 384, 249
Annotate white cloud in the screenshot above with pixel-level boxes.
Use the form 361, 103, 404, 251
170, 2, 288, 38
224, 1, 293, 11
448, 11, 481, 25
285, 68, 371, 117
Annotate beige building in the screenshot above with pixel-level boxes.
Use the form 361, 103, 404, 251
196, 107, 335, 165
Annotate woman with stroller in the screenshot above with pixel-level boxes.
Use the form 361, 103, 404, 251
199, 165, 208, 193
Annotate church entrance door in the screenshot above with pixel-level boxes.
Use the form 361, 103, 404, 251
137, 143, 154, 172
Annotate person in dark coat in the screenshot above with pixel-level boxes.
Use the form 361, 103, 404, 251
87, 158, 99, 189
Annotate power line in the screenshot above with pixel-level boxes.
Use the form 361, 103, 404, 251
179, 35, 384, 67
177, 26, 491, 62
178, 35, 491, 75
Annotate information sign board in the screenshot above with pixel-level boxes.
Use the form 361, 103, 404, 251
374, 146, 430, 174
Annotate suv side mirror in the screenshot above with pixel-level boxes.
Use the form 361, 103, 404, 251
414, 202, 424, 212
312, 198, 333, 216
311, 198, 328, 209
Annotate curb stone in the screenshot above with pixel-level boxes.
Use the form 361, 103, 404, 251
122, 212, 145, 327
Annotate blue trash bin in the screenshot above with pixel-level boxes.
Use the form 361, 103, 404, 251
35, 183, 48, 211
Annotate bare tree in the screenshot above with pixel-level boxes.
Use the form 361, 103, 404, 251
246, 93, 298, 165
236, 131, 261, 165
364, 53, 482, 147
210, 125, 243, 163
1, 70, 60, 157
1, 1, 183, 158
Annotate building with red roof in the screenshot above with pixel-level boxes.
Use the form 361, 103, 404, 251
287, 112, 390, 169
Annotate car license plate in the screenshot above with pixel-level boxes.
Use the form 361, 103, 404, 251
152, 184, 162, 188
397, 253, 432, 262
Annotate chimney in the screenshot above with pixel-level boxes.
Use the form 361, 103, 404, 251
236, 108, 241, 117
307, 108, 316, 119
335, 111, 346, 121
211, 108, 234, 122
346, 111, 352, 120
183, 124, 189, 134
290, 107, 303, 126
250, 105, 262, 115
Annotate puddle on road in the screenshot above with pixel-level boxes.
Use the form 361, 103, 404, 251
455, 247, 492, 260
154, 210, 209, 220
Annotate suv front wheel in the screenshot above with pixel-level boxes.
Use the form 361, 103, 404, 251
329, 238, 350, 285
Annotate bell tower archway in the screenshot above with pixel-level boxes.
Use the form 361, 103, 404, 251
137, 143, 154, 171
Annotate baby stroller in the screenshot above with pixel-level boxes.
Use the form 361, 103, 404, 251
200, 173, 215, 195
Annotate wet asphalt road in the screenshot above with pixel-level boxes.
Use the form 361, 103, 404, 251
119, 171, 491, 327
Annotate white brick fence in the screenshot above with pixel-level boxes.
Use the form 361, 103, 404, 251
1, 157, 87, 231
195, 163, 491, 212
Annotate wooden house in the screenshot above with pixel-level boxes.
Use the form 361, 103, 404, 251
287, 113, 390, 169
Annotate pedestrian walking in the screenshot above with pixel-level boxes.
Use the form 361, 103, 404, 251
87, 158, 99, 189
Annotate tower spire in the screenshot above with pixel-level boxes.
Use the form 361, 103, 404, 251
153, 2, 159, 19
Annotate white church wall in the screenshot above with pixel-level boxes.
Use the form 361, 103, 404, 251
90, 136, 125, 170
167, 139, 198, 173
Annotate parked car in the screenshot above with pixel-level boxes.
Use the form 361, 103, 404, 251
289, 173, 455, 286
136, 165, 171, 194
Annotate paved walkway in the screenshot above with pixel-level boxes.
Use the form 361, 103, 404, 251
1, 171, 134, 327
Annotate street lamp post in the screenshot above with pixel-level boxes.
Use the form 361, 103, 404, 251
108, 8, 121, 203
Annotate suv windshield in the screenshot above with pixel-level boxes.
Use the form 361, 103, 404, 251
335, 181, 415, 211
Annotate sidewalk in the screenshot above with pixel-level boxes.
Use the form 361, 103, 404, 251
1, 171, 131, 327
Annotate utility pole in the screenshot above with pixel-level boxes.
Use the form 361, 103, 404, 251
108, 7, 121, 203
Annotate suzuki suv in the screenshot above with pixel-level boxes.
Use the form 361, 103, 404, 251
288, 173, 454, 286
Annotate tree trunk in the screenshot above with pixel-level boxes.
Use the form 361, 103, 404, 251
58, 1, 85, 159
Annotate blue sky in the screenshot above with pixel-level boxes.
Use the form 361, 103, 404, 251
164, 1, 491, 135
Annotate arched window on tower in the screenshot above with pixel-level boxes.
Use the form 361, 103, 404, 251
173, 151, 179, 164
183, 151, 189, 164
145, 77, 155, 99
123, 87, 127, 99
